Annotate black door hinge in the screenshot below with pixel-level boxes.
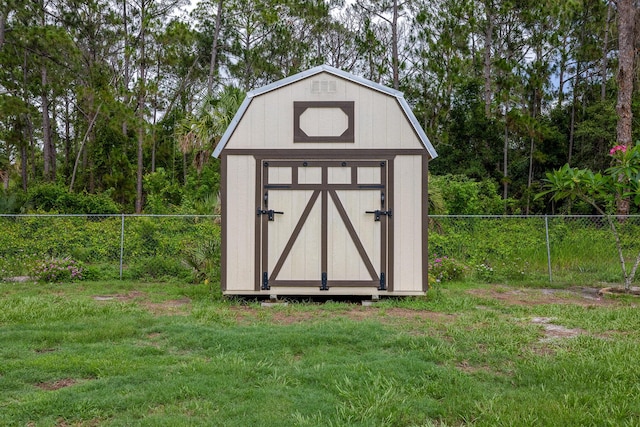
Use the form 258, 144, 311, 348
262, 272, 270, 290
320, 272, 328, 291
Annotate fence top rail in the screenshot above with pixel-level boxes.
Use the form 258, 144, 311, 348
0, 214, 221, 218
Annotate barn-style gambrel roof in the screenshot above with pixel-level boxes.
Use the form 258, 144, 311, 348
212, 64, 438, 159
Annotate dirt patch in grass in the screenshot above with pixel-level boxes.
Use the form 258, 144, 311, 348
35, 378, 77, 391
456, 360, 504, 376
467, 285, 615, 307
599, 286, 640, 296
230, 305, 456, 325
93, 291, 147, 302
143, 298, 192, 315
93, 291, 192, 315
530, 316, 586, 341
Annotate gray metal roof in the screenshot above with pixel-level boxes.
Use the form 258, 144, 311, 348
212, 64, 438, 159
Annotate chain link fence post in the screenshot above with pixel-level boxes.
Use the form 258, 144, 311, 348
545, 215, 552, 283
119, 213, 125, 280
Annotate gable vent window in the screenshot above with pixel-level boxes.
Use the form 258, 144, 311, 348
311, 80, 337, 93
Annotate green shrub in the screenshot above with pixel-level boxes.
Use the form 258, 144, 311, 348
24, 183, 120, 214
0, 190, 24, 214
143, 168, 183, 214
430, 174, 507, 214
182, 237, 221, 284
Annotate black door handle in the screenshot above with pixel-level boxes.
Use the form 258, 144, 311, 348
257, 209, 284, 221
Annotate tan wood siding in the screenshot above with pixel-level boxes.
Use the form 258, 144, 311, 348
268, 190, 321, 281
394, 155, 423, 292
328, 166, 351, 184
357, 167, 380, 184
226, 72, 423, 151
298, 167, 322, 184
328, 189, 380, 281
268, 167, 292, 184
225, 155, 255, 291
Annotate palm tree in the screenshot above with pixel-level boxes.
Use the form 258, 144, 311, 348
176, 85, 245, 174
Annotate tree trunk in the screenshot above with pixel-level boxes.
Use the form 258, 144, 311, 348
483, 2, 493, 118
567, 57, 581, 166
503, 106, 508, 202
135, 0, 147, 213
526, 80, 539, 215
21, 49, 30, 191
600, 1, 613, 101
557, 35, 568, 105
207, 0, 224, 96
20, 142, 28, 192
151, 54, 160, 173
616, 0, 635, 148
123, 0, 130, 137
391, 0, 399, 90
0, 6, 7, 50
64, 96, 72, 175
615, 0, 635, 216
183, 152, 188, 185
41, 65, 55, 181
70, 104, 101, 192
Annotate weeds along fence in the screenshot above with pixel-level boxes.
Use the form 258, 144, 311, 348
0, 214, 220, 281
430, 215, 640, 285
0, 214, 639, 285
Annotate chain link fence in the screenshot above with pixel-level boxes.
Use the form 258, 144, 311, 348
1, 214, 638, 286
429, 215, 640, 285
0, 215, 220, 282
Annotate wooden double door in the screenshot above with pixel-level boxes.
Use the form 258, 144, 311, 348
257, 159, 392, 291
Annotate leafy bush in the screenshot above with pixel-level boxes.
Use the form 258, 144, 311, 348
429, 255, 467, 282
430, 174, 507, 214
0, 190, 24, 214
32, 257, 84, 282
182, 236, 221, 285
24, 183, 120, 214
143, 168, 183, 214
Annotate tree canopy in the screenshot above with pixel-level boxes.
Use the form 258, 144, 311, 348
0, 0, 638, 214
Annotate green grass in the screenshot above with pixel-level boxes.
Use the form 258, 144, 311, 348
2, 280, 640, 426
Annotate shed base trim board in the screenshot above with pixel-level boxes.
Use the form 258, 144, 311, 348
222, 287, 426, 297
269, 280, 379, 287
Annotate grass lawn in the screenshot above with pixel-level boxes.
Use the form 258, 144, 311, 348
1, 280, 640, 426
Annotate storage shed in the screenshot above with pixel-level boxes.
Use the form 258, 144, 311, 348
213, 65, 438, 297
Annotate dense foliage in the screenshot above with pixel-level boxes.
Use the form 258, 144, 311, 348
0, 215, 220, 282
0, 0, 638, 214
